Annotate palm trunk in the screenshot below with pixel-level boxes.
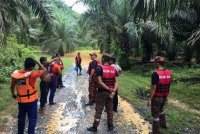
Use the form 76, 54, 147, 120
184, 45, 193, 62
119, 32, 131, 70
196, 45, 200, 64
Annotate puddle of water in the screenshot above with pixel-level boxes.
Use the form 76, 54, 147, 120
118, 97, 151, 134
45, 103, 67, 134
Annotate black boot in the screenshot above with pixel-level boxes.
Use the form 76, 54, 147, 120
153, 120, 160, 134
87, 126, 97, 132
108, 124, 114, 131
160, 114, 167, 129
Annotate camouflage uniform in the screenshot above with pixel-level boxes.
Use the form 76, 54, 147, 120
88, 60, 99, 104
89, 76, 97, 103
93, 91, 113, 127
151, 97, 167, 134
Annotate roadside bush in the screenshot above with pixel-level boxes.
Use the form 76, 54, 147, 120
0, 36, 33, 83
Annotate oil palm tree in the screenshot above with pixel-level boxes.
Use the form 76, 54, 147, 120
0, 0, 53, 45
41, 20, 79, 54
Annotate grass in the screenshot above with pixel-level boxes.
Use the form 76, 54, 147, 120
0, 53, 72, 131
119, 64, 200, 133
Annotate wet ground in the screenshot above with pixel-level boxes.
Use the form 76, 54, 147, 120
4, 67, 151, 134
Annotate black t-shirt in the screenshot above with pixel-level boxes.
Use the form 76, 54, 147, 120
151, 72, 159, 85
151, 69, 168, 85
96, 66, 118, 77
91, 60, 98, 69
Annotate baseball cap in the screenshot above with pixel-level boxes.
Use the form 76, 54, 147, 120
151, 56, 165, 63
89, 53, 97, 57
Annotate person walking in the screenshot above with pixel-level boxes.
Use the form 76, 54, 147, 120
85, 53, 100, 106
11, 57, 50, 134
148, 56, 172, 134
75, 52, 82, 75
49, 58, 62, 105
87, 54, 119, 132
110, 56, 123, 112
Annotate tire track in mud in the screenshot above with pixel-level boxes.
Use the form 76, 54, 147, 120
5, 67, 151, 134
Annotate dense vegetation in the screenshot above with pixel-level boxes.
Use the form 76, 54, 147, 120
80, 0, 200, 69
0, 0, 200, 133
0, 0, 82, 84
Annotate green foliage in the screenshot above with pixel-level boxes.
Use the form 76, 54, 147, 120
57, 44, 64, 56
0, 36, 33, 83
119, 65, 200, 133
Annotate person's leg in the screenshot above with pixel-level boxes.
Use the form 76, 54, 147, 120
93, 77, 98, 103
151, 97, 162, 134
18, 103, 27, 134
93, 92, 106, 127
57, 74, 60, 88
49, 77, 57, 104
113, 90, 118, 112
88, 78, 95, 104
40, 81, 46, 108
105, 94, 114, 130
40, 82, 49, 114
87, 92, 106, 132
159, 97, 167, 128
27, 101, 38, 134
79, 64, 82, 74
59, 71, 64, 87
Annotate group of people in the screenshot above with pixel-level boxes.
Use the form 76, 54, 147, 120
80, 52, 171, 134
76, 52, 123, 132
10, 51, 172, 134
10, 53, 64, 134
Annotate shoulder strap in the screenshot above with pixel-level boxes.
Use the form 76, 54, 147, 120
11, 70, 32, 79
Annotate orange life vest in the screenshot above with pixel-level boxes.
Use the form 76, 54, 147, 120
11, 70, 38, 103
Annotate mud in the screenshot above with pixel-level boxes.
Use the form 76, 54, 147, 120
4, 67, 151, 134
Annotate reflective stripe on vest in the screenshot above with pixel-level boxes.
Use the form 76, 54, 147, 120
11, 70, 38, 103
154, 70, 172, 97
98, 65, 116, 89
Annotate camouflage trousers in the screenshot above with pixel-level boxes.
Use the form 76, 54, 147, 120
151, 96, 167, 134
93, 91, 113, 127
88, 77, 97, 104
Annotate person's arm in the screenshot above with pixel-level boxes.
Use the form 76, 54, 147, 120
113, 77, 119, 92
36, 60, 45, 70
147, 85, 156, 107
60, 59, 64, 69
49, 57, 59, 64
36, 60, 51, 82
90, 61, 97, 77
97, 76, 112, 91
10, 78, 17, 98
90, 69, 95, 77
147, 72, 158, 107
118, 67, 123, 76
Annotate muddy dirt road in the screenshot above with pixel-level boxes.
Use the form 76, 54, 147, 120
5, 67, 151, 134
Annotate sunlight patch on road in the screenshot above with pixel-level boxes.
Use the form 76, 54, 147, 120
117, 97, 151, 134
45, 102, 80, 133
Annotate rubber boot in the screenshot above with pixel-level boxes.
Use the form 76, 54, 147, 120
153, 120, 160, 134
159, 114, 167, 129
108, 123, 114, 131
87, 125, 97, 132
39, 107, 48, 116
